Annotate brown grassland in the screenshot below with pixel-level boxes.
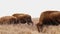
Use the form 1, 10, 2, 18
0, 18, 60, 34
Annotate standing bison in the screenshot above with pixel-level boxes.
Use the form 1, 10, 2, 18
36, 11, 60, 32
0, 16, 17, 24
12, 13, 33, 25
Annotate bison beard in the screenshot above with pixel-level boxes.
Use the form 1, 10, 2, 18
37, 11, 60, 32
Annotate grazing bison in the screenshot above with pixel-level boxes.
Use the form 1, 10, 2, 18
12, 13, 33, 25
36, 11, 60, 32
0, 16, 17, 24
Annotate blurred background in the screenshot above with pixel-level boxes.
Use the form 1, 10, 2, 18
0, 0, 60, 18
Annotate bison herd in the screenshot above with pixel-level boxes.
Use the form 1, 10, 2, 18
0, 13, 33, 25
0, 10, 60, 32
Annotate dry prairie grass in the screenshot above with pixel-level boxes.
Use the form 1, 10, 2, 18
0, 18, 60, 34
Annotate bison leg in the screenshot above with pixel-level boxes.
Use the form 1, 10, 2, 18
20, 19, 26, 24
36, 23, 43, 32
10, 18, 17, 24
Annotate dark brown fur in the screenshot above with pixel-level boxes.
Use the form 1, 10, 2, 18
0, 16, 17, 24
12, 13, 33, 25
36, 11, 60, 32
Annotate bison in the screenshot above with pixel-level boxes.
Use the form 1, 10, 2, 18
0, 16, 17, 24
36, 11, 60, 32
12, 13, 33, 25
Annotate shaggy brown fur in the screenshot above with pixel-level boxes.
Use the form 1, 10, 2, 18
0, 16, 17, 24
12, 13, 33, 25
36, 11, 60, 32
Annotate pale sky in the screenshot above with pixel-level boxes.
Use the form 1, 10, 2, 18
0, 0, 60, 18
